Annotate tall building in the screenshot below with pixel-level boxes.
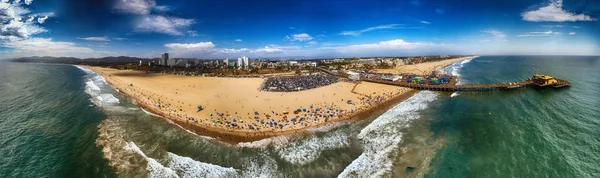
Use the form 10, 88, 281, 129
237, 56, 249, 69
161, 53, 169, 66
223, 58, 229, 67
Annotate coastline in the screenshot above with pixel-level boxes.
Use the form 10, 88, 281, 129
92, 69, 417, 143
81, 57, 472, 144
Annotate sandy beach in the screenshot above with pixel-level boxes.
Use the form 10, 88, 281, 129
376, 57, 473, 74
84, 57, 468, 143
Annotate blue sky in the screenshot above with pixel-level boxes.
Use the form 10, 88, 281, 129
1, 0, 599, 59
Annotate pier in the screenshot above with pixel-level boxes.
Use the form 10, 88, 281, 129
360, 74, 570, 92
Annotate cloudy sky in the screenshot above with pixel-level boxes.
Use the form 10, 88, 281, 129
1, 0, 599, 59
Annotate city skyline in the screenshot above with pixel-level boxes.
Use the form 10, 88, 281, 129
1, 0, 599, 59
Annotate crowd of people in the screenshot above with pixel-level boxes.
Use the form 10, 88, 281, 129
263, 74, 338, 92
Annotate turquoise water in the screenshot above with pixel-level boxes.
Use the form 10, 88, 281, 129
427, 56, 600, 177
0, 56, 598, 177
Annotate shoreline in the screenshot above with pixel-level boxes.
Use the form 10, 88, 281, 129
82, 57, 471, 144
105, 73, 418, 144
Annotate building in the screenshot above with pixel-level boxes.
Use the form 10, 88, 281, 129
237, 56, 249, 69
532, 74, 558, 86
167, 58, 177, 67
161, 53, 169, 66
175, 59, 188, 67
223, 58, 229, 66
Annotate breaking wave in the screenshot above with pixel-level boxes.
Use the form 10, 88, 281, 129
166, 152, 238, 177
451, 92, 459, 97
77, 66, 120, 106
275, 130, 351, 165
338, 91, 438, 178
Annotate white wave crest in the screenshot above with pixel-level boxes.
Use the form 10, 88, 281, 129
236, 135, 294, 149
74, 65, 94, 74
276, 131, 350, 165
450, 92, 459, 97
167, 152, 238, 178
96, 93, 120, 104
240, 154, 280, 178
84, 80, 101, 95
338, 91, 437, 178
123, 142, 179, 178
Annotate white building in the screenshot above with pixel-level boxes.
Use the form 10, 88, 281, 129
237, 56, 249, 69
223, 58, 229, 66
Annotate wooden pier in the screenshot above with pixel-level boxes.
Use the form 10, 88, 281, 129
315, 67, 570, 92
361, 77, 570, 92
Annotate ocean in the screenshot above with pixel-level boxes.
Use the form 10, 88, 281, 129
0, 56, 598, 178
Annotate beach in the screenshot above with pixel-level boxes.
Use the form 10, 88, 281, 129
376, 57, 473, 74
84, 57, 468, 143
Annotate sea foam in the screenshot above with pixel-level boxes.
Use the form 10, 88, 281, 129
167, 152, 238, 178
276, 130, 351, 165
76, 66, 120, 106
123, 142, 179, 178
338, 91, 438, 178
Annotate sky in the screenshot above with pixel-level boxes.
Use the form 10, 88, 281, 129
1, 0, 599, 59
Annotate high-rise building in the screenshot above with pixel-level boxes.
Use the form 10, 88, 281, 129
237, 56, 249, 69
161, 53, 169, 66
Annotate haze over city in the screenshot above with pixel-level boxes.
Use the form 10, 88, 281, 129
1, 0, 599, 59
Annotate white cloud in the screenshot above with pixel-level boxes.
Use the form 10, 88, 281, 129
569, 32, 576, 36
114, 0, 155, 15
1, 38, 109, 58
541, 25, 563, 28
135, 15, 194, 36
220, 48, 250, 54
340, 24, 400, 36
235, 39, 242, 42
517, 30, 561, 37
285, 33, 313, 41
153, 5, 170, 12
253, 46, 282, 53
187, 30, 199, 37
164, 42, 215, 51
324, 39, 433, 52
307, 41, 317, 45
482, 29, 507, 39
36, 15, 48, 24
77, 37, 111, 41
163, 42, 303, 57
420, 21, 431, 24
0, 1, 110, 58
522, 0, 595, 22
113, 37, 127, 40
0, 0, 48, 40
114, 0, 194, 36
